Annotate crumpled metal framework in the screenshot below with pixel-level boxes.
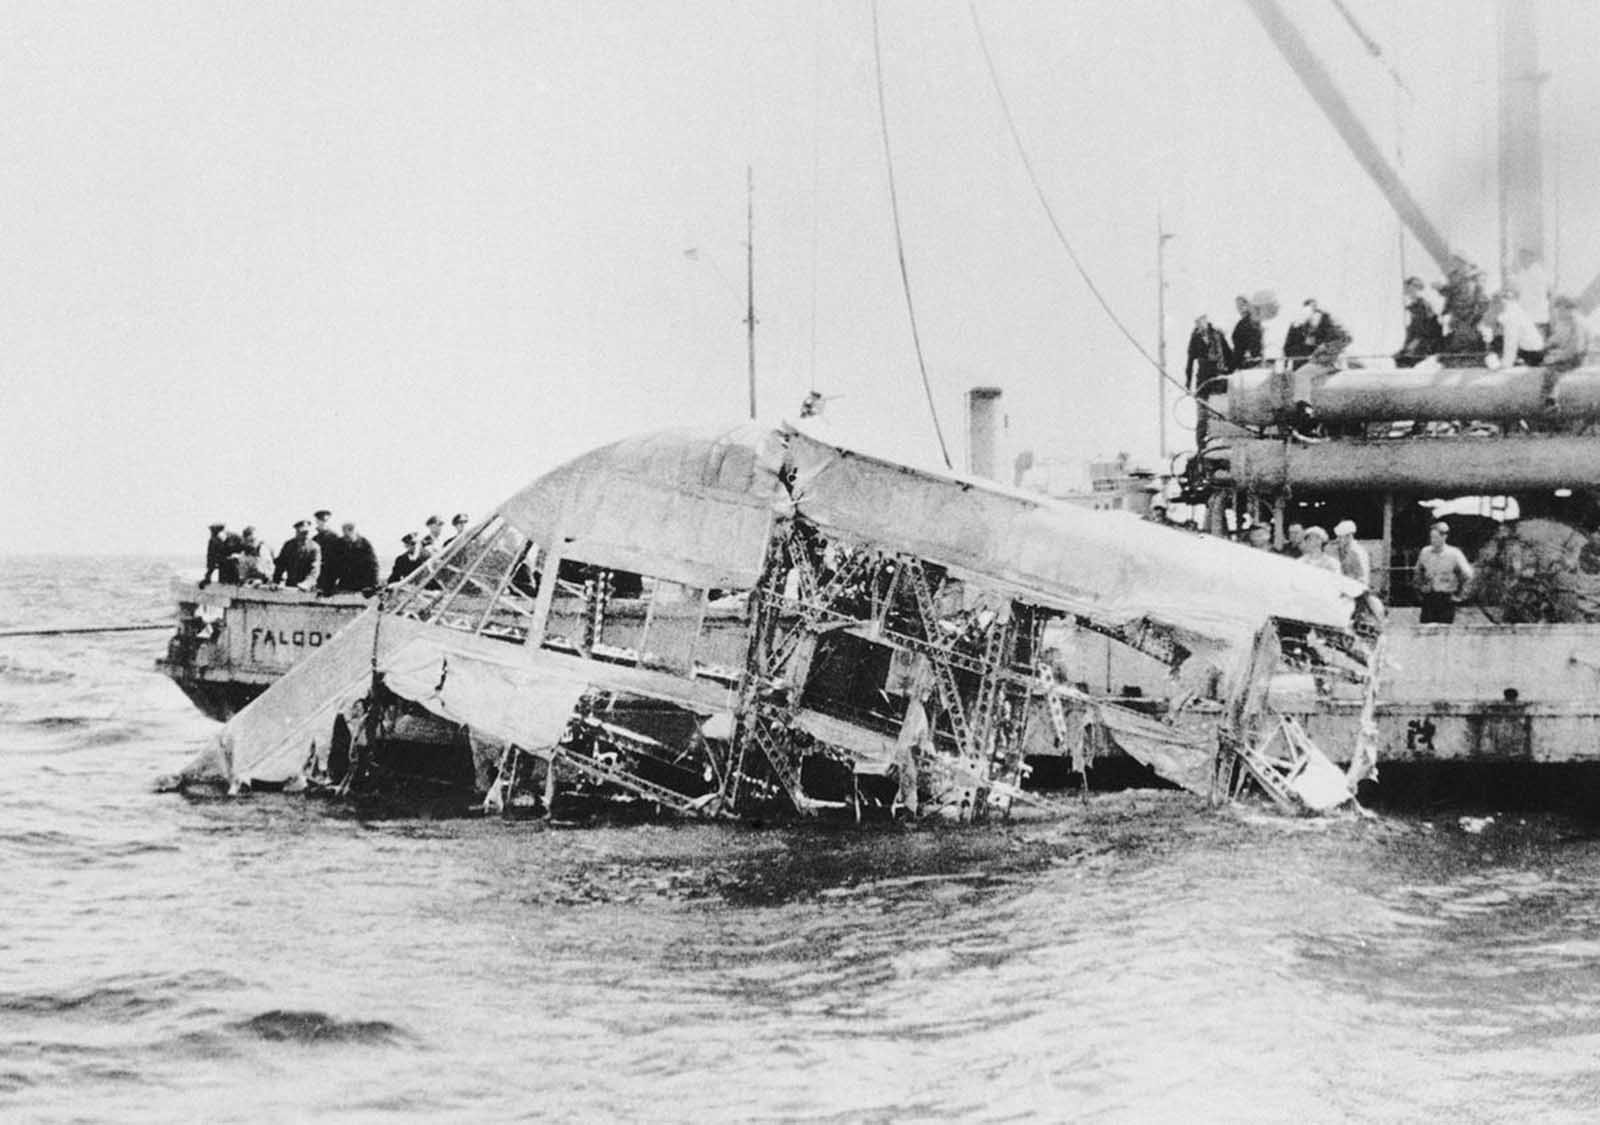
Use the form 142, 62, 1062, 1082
194, 421, 1383, 820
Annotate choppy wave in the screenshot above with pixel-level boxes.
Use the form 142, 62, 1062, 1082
0, 656, 77, 686
229, 1009, 412, 1046
6, 557, 1600, 1122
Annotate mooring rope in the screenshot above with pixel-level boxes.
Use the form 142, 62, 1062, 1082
0, 623, 171, 639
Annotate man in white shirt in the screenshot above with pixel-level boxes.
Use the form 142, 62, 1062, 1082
1414, 520, 1474, 625
1493, 288, 1545, 368
1332, 519, 1371, 588
1512, 248, 1550, 328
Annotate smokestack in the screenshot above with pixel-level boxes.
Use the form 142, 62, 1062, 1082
966, 387, 1003, 480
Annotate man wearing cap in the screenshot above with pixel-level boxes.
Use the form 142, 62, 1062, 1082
1331, 519, 1371, 588
234, 526, 273, 585
273, 520, 322, 591
1231, 295, 1263, 370
420, 514, 446, 560
444, 513, 470, 548
312, 510, 344, 595
1298, 526, 1340, 573
1302, 299, 1352, 367
201, 523, 242, 587
1395, 276, 1444, 368
1414, 520, 1474, 624
1278, 522, 1305, 559
1438, 256, 1490, 367
388, 534, 425, 585
1185, 314, 1234, 397
336, 521, 380, 594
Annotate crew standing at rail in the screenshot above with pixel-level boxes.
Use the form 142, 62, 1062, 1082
273, 519, 322, 592
420, 515, 446, 560
1331, 520, 1371, 588
1185, 315, 1233, 397
233, 526, 273, 585
337, 522, 380, 594
1298, 526, 1340, 573
200, 523, 241, 587
1489, 287, 1545, 369
1231, 296, 1263, 370
312, 510, 343, 595
1414, 520, 1474, 625
388, 533, 425, 585
1395, 276, 1444, 367
1301, 300, 1352, 367
1438, 256, 1490, 367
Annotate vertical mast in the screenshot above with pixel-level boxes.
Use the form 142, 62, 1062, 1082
745, 165, 757, 421
1156, 214, 1173, 462
1497, 0, 1545, 285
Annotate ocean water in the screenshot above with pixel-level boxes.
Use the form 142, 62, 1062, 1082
5, 556, 1600, 1123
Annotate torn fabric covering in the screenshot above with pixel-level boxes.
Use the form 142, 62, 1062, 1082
1089, 701, 1218, 796
488, 420, 1361, 650
379, 637, 593, 751
782, 426, 1362, 645
179, 609, 421, 786
493, 423, 789, 590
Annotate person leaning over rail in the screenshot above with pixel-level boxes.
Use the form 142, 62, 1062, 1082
1489, 287, 1545, 369
1231, 295, 1263, 369
420, 514, 446, 560
1414, 520, 1474, 625
336, 521, 380, 595
272, 519, 321, 592
1301, 299, 1352, 367
1298, 526, 1341, 574
1438, 256, 1491, 368
312, 509, 343, 595
388, 533, 425, 585
233, 526, 273, 586
1542, 296, 1594, 397
1278, 521, 1305, 559
200, 522, 241, 587
1395, 276, 1444, 368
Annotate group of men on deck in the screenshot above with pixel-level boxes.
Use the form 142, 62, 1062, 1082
1185, 295, 1353, 398
1185, 255, 1595, 409
201, 511, 471, 596
1242, 514, 1474, 625
1396, 254, 1594, 383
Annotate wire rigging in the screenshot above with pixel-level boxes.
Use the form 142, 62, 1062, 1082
808, 3, 824, 395
965, 0, 1194, 405
870, 0, 953, 469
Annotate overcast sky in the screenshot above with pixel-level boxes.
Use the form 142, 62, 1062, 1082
4, 1, 1599, 555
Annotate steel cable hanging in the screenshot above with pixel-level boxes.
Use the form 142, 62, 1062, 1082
965, 0, 1209, 418
870, 0, 953, 469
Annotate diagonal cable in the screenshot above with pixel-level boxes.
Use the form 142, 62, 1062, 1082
870, 0, 953, 469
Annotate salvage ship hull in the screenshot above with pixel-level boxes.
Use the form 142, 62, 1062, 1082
1179, 362, 1600, 801
158, 582, 369, 721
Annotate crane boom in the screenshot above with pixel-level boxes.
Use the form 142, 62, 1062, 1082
1241, 0, 1453, 273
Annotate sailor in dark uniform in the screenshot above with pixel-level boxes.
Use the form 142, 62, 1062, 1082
1231, 295, 1263, 369
388, 533, 425, 585
273, 520, 322, 591
312, 509, 343, 594
336, 522, 380, 594
201, 522, 242, 587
